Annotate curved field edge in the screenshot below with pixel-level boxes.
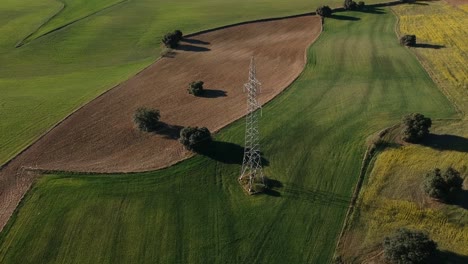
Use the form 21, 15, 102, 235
336, 1, 468, 262
0, 0, 333, 167
0, 10, 320, 170
0, 13, 322, 239
0, 8, 457, 263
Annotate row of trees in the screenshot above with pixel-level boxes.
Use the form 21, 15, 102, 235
316, 0, 365, 18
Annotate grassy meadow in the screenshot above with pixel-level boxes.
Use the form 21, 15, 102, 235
0, 0, 375, 166
338, 2, 468, 262
0, 7, 456, 263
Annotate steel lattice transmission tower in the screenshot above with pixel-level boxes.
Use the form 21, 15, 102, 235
239, 57, 265, 193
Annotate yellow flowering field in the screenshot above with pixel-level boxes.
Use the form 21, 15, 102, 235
394, 1, 468, 115
338, 2, 468, 262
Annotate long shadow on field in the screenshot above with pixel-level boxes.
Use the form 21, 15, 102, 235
356, 6, 385, 14
153, 123, 183, 139
433, 250, 468, 263
182, 38, 210, 45
414, 43, 445, 49
177, 44, 210, 52
421, 134, 468, 153
283, 184, 350, 207
196, 141, 270, 166
329, 14, 361, 21
201, 89, 227, 98
262, 177, 283, 197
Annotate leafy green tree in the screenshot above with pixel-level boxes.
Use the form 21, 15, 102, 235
316, 6, 332, 17
400, 35, 416, 46
188, 81, 204, 96
443, 167, 463, 193
423, 167, 463, 201
162, 30, 183, 48
401, 113, 431, 143
423, 168, 448, 200
357, 1, 365, 8
344, 0, 357, 10
383, 228, 437, 264
179, 126, 212, 151
133, 107, 160, 132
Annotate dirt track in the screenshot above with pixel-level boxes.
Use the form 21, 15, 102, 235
0, 15, 321, 230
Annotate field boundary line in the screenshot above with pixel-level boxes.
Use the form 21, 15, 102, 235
333, 123, 399, 261
1, 12, 325, 173
16, 0, 130, 48
14, 0, 65, 48
389, 6, 465, 120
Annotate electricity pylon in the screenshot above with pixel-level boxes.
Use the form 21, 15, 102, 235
239, 57, 265, 193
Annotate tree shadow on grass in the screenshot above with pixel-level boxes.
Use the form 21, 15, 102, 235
356, 6, 385, 14
181, 38, 210, 45
152, 123, 183, 139
176, 44, 210, 52
195, 141, 269, 166
421, 134, 468, 153
432, 250, 468, 264
329, 14, 361, 21
200, 89, 227, 98
413, 43, 445, 49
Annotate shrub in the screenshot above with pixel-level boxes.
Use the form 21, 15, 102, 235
188, 81, 204, 96
423, 168, 449, 200
443, 167, 463, 192
383, 228, 437, 264
134, 107, 160, 132
344, 0, 357, 10
423, 167, 463, 201
316, 6, 333, 17
357, 1, 365, 8
179, 126, 212, 151
162, 30, 183, 48
400, 34, 416, 46
401, 113, 431, 143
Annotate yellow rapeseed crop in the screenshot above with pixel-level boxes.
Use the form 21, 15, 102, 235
338, 2, 468, 260
393, 2, 468, 116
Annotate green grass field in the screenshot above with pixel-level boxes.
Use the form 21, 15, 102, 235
0, 0, 367, 166
337, 2, 468, 262
0, 7, 456, 263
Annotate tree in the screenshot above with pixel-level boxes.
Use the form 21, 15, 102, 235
188, 81, 204, 96
357, 1, 365, 9
401, 113, 431, 143
383, 228, 437, 264
344, 0, 357, 10
316, 6, 333, 17
423, 168, 449, 200
179, 126, 212, 151
423, 167, 463, 201
134, 107, 160, 132
400, 35, 416, 47
443, 167, 463, 192
162, 30, 183, 48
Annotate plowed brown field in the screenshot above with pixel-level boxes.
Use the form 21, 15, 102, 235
0, 15, 321, 230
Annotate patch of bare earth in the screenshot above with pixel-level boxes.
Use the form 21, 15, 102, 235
444, 0, 468, 7
0, 15, 322, 231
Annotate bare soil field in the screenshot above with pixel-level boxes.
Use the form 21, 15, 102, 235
0, 15, 321, 230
